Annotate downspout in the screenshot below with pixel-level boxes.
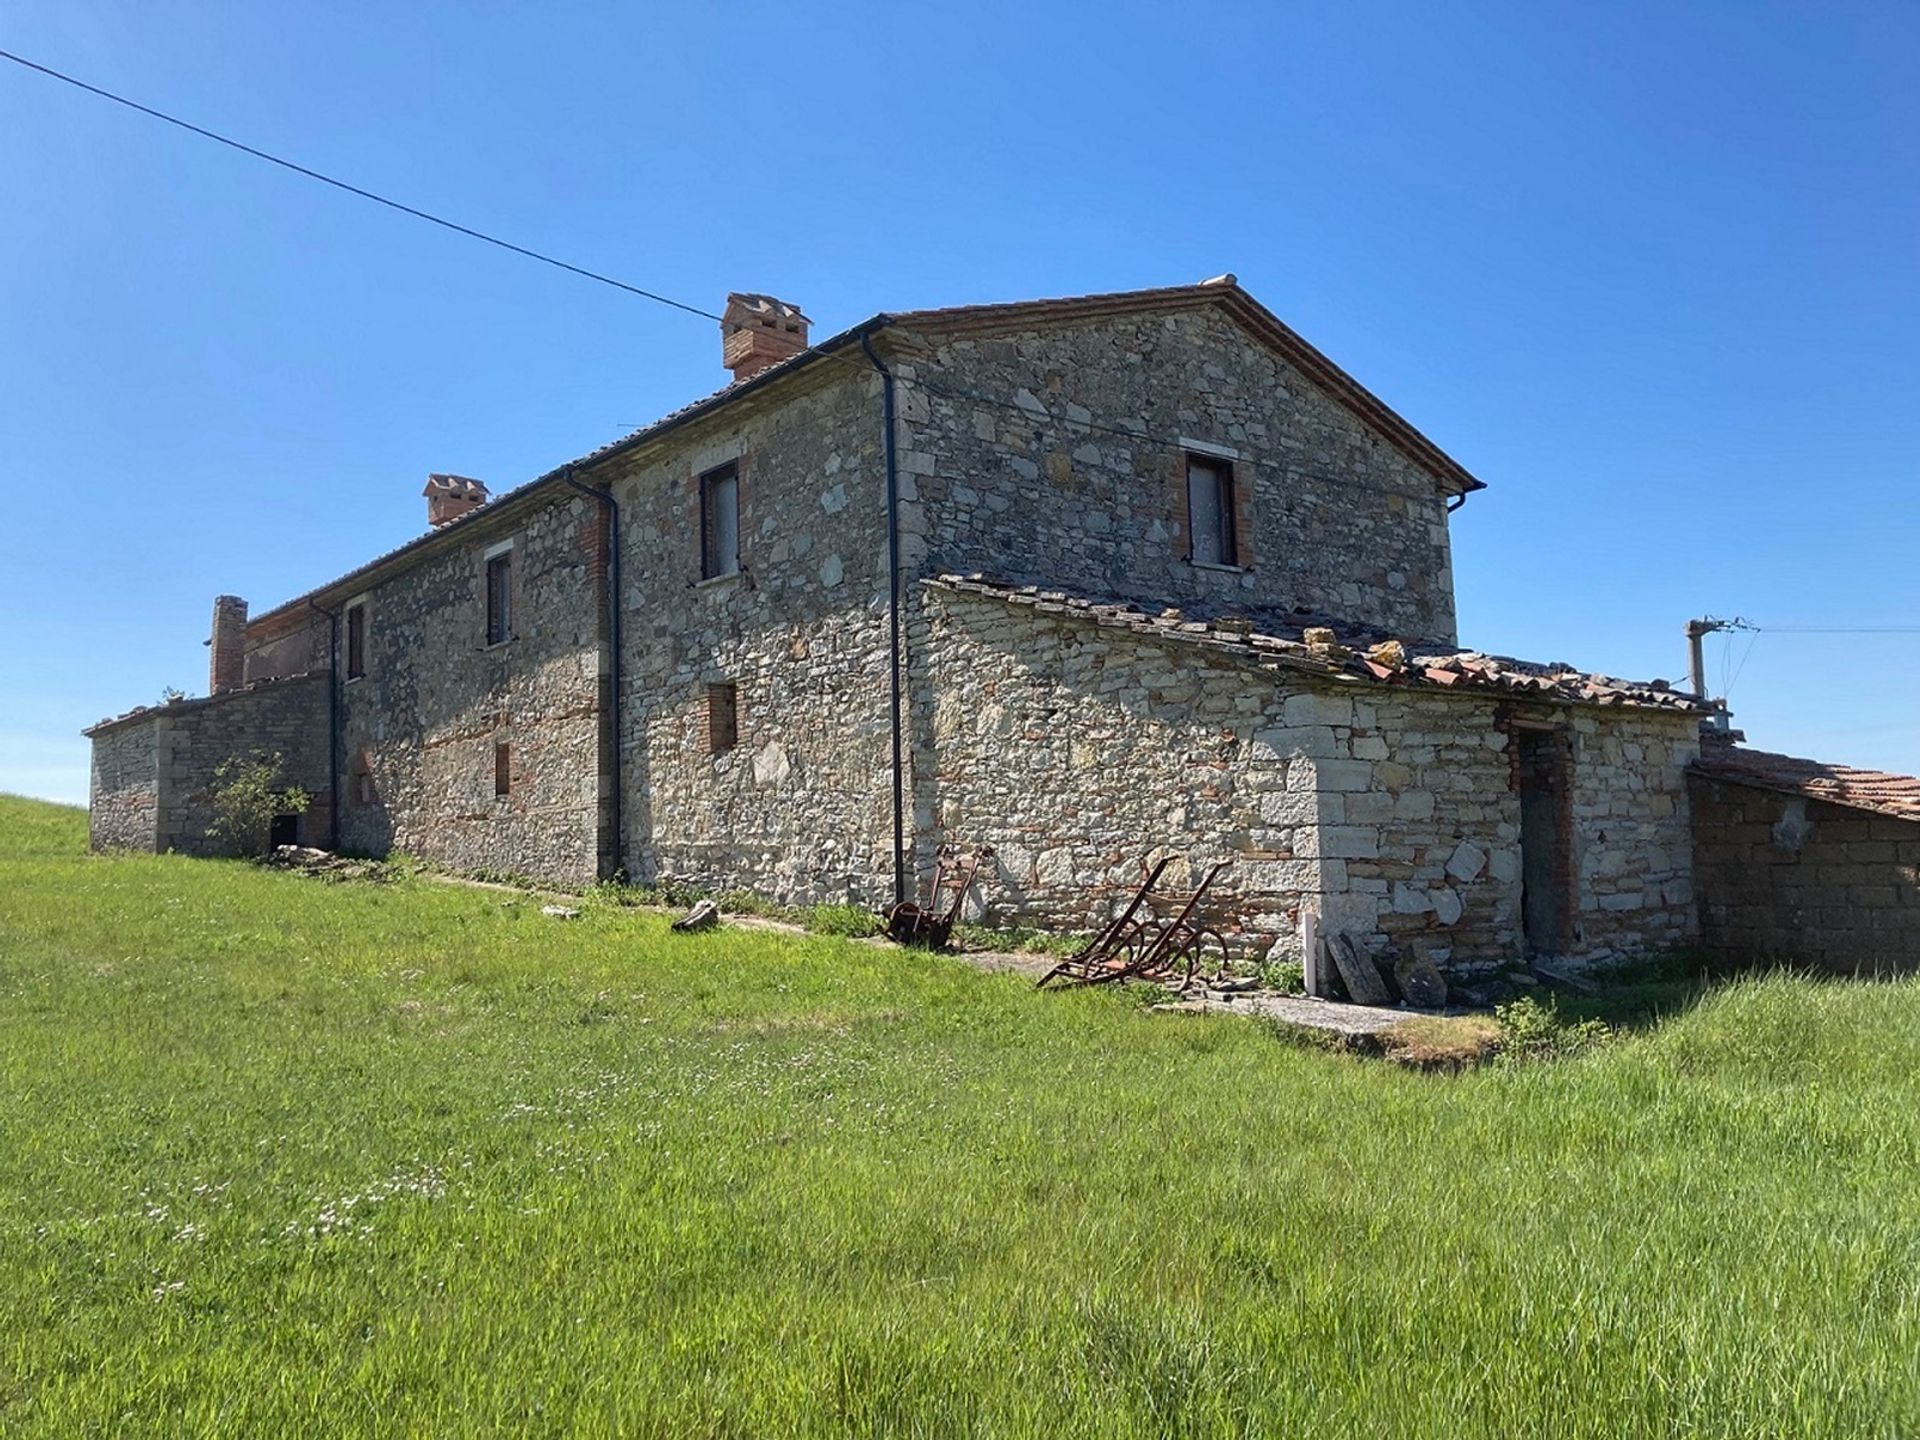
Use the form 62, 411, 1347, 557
563, 467, 625, 879
859, 328, 908, 908
1446, 492, 1469, 514
306, 598, 341, 851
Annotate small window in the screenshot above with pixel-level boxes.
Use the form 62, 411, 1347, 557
345, 603, 367, 680
707, 683, 738, 755
1185, 453, 1238, 567
351, 749, 376, 807
700, 464, 740, 579
485, 552, 512, 645
494, 742, 511, 798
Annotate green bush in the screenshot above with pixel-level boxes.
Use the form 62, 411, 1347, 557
208, 752, 310, 858
1495, 993, 1611, 1063
1260, 959, 1306, 994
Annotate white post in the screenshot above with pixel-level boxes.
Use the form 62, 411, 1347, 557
1299, 907, 1326, 997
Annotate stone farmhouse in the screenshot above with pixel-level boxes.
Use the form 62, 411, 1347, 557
86, 278, 1920, 979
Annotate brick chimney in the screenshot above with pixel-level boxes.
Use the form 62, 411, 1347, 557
722, 293, 810, 381
424, 474, 488, 528
209, 595, 248, 694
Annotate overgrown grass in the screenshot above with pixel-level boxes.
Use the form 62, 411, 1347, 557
3, 792, 1919, 1435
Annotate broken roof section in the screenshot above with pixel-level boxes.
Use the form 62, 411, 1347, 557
929, 574, 1710, 714
247, 278, 1480, 628
1694, 739, 1920, 824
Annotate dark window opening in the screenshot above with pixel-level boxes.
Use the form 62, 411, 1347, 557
268, 813, 301, 849
485, 552, 512, 645
345, 603, 367, 680
707, 683, 738, 755
351, 750, 375, 808
700, 464, 740, 579
1515, 726, 1574, 957
494, 742, 512, 798
1185, 453, 1238, 567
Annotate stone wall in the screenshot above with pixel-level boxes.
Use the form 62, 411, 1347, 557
156, 675, 332, 854
85, 675, 331, 856
88, 714, 162, 850
897, 304, 1461, 643
332, 493, 606, 883
244, 611, 330, 684
596, 365, 900, 906
915, 585, 1316, 957
918, 586, 1699, 971
1345, 692, 1699, 971
1690, 776, 1920, 974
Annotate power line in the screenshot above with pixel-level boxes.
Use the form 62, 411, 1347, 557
0, 46, 722, 325
0, 44, 1457, 492
1757, 626, 1920, 635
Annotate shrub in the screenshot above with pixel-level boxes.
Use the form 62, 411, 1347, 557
208, 752, 310, 859
1495, 994, 1611, 1063
1260, 959, 1306, 994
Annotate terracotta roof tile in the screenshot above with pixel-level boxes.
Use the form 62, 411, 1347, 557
1693, 739, 1920, 823
928, 574, 1709, 714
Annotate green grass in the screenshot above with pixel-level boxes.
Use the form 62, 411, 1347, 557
3, 792, 1918, 1436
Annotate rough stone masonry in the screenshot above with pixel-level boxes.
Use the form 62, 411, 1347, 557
95, 275, 1895, 979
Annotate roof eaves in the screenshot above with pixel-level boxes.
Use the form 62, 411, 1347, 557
927, 573, 1705, 715
83, 670, 326, 738
248, 316, 896, 629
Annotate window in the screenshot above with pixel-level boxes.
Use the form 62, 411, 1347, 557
700, 463, 740, 579
494, 742, 512, 798
485, 551, 512, 645
345, 602, 367, 680
1185, 453, 1238, 567
706, 682, 738, 755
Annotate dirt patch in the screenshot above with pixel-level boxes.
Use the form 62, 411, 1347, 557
1376, 1014, 1502, 1070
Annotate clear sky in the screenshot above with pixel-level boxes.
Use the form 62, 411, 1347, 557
3, 2, 1916, 805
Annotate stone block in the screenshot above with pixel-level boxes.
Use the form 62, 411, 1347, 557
1313, 759, 1375, 793
1281, 691, 1354, 728
1444, 840, 1487, 882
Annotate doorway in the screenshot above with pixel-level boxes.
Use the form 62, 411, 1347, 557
1514, 726, 1572, 956
268, 813, 302, 850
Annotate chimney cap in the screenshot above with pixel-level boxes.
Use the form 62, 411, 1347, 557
723, 293, 812, 329
423, 473, 489, 500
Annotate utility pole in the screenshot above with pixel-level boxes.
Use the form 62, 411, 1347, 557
1684, 615, 1755, 730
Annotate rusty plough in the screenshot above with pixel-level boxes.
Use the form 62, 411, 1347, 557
1037, 857, 1232, 992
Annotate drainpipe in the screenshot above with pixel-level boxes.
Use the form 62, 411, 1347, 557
859, 328, 908, 908
1446, 492, 1469, 514
563, 467, 625, 880
306, 599, 341, 851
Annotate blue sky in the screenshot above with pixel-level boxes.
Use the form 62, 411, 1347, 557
3, 1, 1916, 804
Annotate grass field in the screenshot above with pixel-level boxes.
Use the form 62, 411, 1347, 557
3, 793, 1918, 1436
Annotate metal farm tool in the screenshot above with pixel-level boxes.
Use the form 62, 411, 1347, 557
885, 844, 993, 950
1037, 858, 1232, 992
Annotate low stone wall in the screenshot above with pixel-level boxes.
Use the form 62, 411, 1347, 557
919, 586, 1700, 973
1690, 775, 1920, 974
86, 675, 331, 856
916, 586, 1317, 959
